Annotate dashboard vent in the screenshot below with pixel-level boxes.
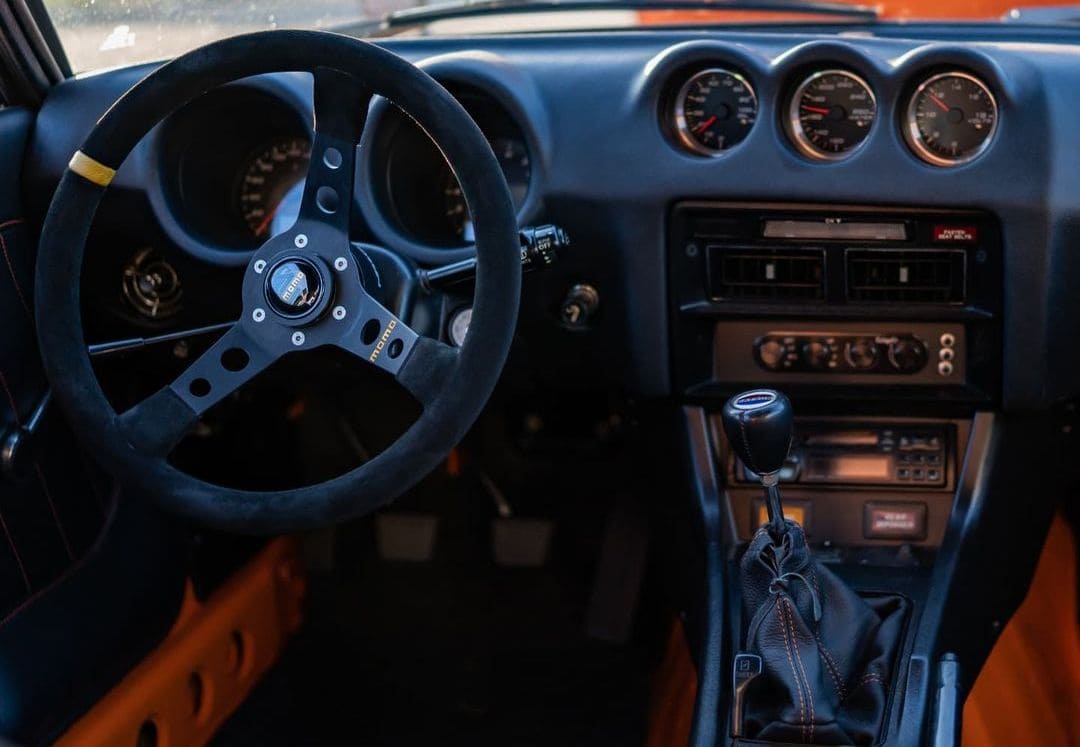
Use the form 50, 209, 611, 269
846, 249, 966, 304
708, 247, 824, 301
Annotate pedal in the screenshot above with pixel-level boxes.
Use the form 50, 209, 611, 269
375, 513, 439, 562
492, 517, 553, 568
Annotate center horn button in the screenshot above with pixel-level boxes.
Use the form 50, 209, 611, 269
265, 257, 327, 319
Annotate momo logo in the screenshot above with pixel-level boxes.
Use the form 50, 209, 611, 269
368, 320, 398, 363
280, 272, 304, 303
266, 258, 322, 317
733, 391, 778, 410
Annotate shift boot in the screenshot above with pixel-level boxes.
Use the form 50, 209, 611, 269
738, 520, 907, 745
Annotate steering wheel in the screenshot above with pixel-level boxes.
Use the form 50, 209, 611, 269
34, 31, 521, 533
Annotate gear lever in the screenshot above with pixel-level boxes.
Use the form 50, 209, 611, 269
721, 389, 794, 540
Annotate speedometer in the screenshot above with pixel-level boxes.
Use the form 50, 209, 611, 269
904, 72, 997, 167
787, 70, 876, 161
237, 136, 311, 240
442, 136, 531, 241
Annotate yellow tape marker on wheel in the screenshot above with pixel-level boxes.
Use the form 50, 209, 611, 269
68, 151, 116, 187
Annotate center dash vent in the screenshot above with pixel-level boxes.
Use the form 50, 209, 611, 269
707, 247, 824, 301
846, 249, 965, 304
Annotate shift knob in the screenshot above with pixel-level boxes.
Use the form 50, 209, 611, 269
721, 389, 794, 485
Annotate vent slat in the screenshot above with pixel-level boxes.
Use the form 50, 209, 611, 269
709, 248, 824, 301
846, 249, 965, 304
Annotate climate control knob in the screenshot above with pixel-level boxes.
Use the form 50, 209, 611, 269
846, 338, 879, 370
888, 338, 928, 373
757, 339, 786, 370
801, 340, 832, 369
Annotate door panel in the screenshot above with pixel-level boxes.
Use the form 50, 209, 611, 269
0, 105, 188, 745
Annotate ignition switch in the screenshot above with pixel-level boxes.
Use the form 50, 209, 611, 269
560, 284, 599, 329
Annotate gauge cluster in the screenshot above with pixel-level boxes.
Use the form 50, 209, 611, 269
142, 46, 1005, 273
153, 84, 310, 261
665, 61, 1000, 167
363, 83, 536, 252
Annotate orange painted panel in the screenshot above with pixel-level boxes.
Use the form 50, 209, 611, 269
636, 0, 1071, 25
963, 515, 1080, 747
54, 538, 305, 747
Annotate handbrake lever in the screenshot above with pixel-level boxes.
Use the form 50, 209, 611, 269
419, 224, 569, 292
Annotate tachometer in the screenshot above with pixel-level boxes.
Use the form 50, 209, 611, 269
673, 68, 758, 156
904, 72, 997, 167
787, 70, 876, 160
237, 136, 311, 240
443, 136, 531, 241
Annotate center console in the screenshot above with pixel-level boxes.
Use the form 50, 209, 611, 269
667, 202, 1025, 747
669, 201, 1003, 554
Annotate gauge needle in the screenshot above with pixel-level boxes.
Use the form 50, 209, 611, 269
928, 93, 951, 113
693, 115, 718, 133
254, 202, 281, 238
800, 105, 830, 115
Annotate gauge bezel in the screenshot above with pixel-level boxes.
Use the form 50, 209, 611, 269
903, 71, 999, 168
786, 68, 877, 162
672, 67, 758, 158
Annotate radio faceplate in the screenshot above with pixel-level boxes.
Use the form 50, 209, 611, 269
732, 422, 949, 489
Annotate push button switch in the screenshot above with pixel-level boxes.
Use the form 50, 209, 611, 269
864, 502, 927, 541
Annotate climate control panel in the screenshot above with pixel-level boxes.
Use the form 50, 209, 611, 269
713, 321, 965, 386
755, 333, 930, 375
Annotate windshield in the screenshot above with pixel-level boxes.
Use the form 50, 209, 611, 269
45, 0, 1077, 73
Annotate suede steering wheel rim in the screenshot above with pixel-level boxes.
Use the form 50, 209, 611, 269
34, 31, 521, 534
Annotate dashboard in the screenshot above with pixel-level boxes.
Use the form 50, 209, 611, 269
23, 28, 1080, 410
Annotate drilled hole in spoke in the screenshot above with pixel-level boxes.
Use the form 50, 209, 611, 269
189, 671, 205, 718
361, 319, 381, 345
189, 378, 211, 397
220, 347, 250, 372
316, 186, 340, 214
136, 720, 158, 747
388, 339, 404, 359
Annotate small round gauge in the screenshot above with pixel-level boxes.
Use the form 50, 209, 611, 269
904, 72, 998, 167
443, 136, 531, 241
237, 136, 311, 240
787, 70, 876, 160
673, 68, 758, 156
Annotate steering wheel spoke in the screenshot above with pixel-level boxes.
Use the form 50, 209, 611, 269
116, 324, 276, 457
169, 323, 276, 414
295, 69, 373, 233
336, 293, 424, 375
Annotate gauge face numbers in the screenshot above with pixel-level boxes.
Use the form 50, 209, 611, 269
788, 70, 876, 160
443, 136, 531, 241
674, 68, 757, 156
237, 136, 312, 239
905, 72, 997, 166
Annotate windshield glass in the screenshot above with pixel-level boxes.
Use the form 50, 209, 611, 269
45, 0, 1076, 73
